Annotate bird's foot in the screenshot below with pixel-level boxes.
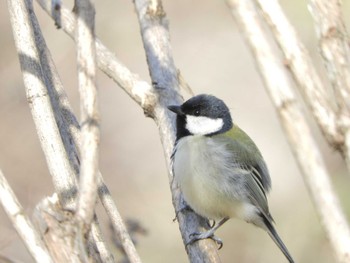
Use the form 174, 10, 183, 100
186, 230, 223, 249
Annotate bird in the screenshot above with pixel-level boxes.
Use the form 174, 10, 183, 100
168, 94, 294, 263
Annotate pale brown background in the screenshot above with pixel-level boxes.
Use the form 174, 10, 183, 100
0, 0, 350, 262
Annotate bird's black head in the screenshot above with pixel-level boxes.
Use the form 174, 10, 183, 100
168, 94, 233, 139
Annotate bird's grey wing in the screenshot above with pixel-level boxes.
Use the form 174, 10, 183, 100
244, 168, 273, 222
225, 139, 273, 221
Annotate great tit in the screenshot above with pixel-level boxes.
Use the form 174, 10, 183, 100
168, 94, 294, 263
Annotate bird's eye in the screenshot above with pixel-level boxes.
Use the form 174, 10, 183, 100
194, 109, 200, 116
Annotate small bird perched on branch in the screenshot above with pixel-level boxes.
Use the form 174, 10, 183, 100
168, 94, 294, 263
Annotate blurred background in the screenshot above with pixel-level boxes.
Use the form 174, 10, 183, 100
1, 0, 350, 262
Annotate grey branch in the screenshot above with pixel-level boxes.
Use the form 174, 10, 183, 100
0, 170, 53, 263
228, 0, 350, 262
74, 0, 100, 238
133, 0, 222, 262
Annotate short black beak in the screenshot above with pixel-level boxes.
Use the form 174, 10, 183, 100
167, 105, 184, 115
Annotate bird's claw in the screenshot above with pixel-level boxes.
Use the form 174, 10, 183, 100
186, 231, 223, 249
188, 232, 199, 239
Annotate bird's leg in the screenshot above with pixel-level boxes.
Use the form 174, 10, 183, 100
186, 217, 229, 249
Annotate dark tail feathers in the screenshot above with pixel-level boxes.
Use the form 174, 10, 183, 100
262, 215, 295, 263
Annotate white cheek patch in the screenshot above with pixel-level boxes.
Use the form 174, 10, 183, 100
186, 115, 224, 135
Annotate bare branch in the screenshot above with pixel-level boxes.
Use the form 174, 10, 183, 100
97, 177, 142, 263
74, 0, 100, 235
7, 0, 77, 210
227, 1, 350, 262
134, 0, 178, 89
133, 0, 221, 262
89, 216, 115, 263
31, 4, 81, 179
254, 0, 342, 149
0, 170, 53, 263
307, 0, 350, 175
308, 0, 350, 111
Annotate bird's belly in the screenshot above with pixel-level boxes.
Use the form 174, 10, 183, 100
180, 172, 241, 220
173, 136, 243, 220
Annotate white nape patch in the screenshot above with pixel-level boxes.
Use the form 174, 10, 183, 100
185, 115, 224, 135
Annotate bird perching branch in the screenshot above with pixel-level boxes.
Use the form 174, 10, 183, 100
227, 0, 350, 262
0, 170, 53, 263
133, 0, 222, 262
74, 0, 100, 237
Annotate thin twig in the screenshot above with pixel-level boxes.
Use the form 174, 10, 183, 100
74, 0, 100, 236
97, 177, 142, 263
227, 1, 350, 262
254, 0, 342, 149
133, 0, 221, 262
89, 216, 115, 263
0, 170, 53, 263
7, 0, 77, 210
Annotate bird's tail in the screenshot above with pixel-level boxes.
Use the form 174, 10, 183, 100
262, 216, 295, 263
